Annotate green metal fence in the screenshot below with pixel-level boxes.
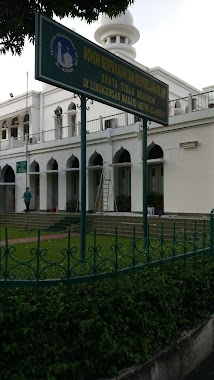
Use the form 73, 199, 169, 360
0, 212, 214, 302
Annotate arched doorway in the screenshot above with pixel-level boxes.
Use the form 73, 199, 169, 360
88, 152, 103, 212
147, 143, 164, 214
29, 160, 40, 211
113, 148, 131, 212
46, 158, 58, 211
66, 155, 79, 211
0, 165, 15, 213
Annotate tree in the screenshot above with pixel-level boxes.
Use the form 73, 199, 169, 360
0, 0, 135, 55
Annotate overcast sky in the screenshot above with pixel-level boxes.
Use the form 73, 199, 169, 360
0, 0, 213, 102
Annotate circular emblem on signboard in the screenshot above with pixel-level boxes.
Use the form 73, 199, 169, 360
50, 34, 78, 72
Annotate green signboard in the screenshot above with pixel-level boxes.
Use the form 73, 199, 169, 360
35, 13, 169, 125
16, 161, 27, 173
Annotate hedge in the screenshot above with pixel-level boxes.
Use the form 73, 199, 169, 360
0, 259, 214, 379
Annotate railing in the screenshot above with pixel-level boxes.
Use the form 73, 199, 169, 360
1, 91, 214, 150
0, 136, 25, 150
0, 213, 213, 303
85, 112, 131, 133
28, 113, 135, 146
169, 90, 214, 116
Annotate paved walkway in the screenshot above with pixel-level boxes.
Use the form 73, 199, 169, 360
0, 232, 79, 246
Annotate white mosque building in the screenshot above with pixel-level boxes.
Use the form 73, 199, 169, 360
0, 10, 214, 215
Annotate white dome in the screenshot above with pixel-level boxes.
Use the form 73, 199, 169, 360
94, 9, 140, 61
100, 10, 134, 27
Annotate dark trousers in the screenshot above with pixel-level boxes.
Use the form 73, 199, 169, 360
25, 202, 30, 212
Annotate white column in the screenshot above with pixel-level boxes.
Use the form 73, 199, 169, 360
125, 112, 128, 126
132, 123, 143, 212
99, 116, 103, 131
58, 170, 66, 211
188, 93, 192, 113
39, 173, 48, 211
106, 129, 115, 211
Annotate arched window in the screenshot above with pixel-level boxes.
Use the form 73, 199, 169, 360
1, 120, 7, 140
118, 150, 131, 163
148, 145, 163, 160
72, 157, 79, 168
4, 166, 15, 183
88, 152, 103, 167
11, 116, 18, 138
24, 114, 29, 123
52, 161, 58, 170
47, 158, 58, 171
94, 154, 103, 166
67, 102, 77, 137
11, 116, 18, 125
68, 102, 76, 111
29, 161, 40, 173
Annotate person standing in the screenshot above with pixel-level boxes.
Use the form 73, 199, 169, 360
22, 187, 32, 212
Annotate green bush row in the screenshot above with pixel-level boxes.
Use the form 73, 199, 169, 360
1, 260, 214, 380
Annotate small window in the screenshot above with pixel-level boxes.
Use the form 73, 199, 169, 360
110, 36, 116, 43
120, 36, 125, 43
11, 127, 18, 138
24, 114, 29, 123
2, 130, 6, 139
11, 116, 18, 125
24, 125, 29, 135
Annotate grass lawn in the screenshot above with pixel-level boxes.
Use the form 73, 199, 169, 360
0, 225, 67, 239
0, 224, 210, 280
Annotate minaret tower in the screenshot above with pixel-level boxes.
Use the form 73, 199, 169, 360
94, 10, 140, 61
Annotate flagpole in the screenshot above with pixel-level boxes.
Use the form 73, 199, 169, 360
24, 71, 29, 230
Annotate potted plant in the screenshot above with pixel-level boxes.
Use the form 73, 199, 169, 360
147, 192, 163, 215
66, 199, 79, 212
116, 193, 131, 212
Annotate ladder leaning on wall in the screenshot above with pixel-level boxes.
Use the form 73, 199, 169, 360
93, 167, 118, 214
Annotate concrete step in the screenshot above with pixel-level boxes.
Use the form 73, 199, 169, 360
0, 213, 211, 238
0, 213, 81, 231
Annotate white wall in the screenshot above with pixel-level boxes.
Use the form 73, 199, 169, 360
148, 121, 214, 214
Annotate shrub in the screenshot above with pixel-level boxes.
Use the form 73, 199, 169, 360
66, 198, 79, 212
0, 260, 214, 379
148, 192, 163, 214
116, 193, 131, 212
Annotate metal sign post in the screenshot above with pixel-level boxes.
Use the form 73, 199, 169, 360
142, 118, 148, 241
80, 95, 86, 261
